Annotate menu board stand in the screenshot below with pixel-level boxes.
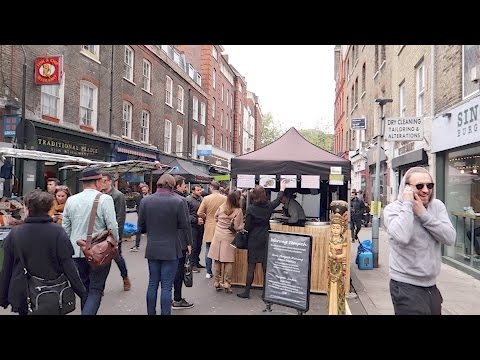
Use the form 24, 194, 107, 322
262, 230, 313, 315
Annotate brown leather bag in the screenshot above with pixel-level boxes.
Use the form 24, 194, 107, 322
76, 193, 119, 268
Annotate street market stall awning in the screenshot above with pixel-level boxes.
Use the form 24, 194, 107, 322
0, 147, 111, 166
60, 160, 170, 174
153, 158, 212, 183
231, 127, 351, 179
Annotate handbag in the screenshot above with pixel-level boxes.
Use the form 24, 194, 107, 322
76, 193, 119, 268
16, 242, 75, 315
230, 230, 248, 250
183, 255, 193, 287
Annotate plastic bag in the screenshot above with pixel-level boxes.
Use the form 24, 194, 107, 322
123, 222, 138, 236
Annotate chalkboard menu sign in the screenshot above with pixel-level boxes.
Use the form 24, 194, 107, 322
263, 231, 313, 313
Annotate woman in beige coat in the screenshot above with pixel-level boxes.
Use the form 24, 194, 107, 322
208, 190, 244, 293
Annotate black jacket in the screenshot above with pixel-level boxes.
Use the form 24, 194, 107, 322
138, 189, 189, 260
173, 190, 193, 251
186, 193, 203, 227
244, 193, 283, 264
0, 216, 86, 314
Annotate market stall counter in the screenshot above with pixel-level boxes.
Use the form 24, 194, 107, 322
231, 222, 351, 294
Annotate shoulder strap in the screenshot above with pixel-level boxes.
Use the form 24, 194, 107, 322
87, 193, 102, 243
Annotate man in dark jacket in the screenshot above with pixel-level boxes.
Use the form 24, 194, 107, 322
138, 174, 189, 315
172, 175, 193, 310
102, 173, 131, 291
350, 190, 366, 242
186, 184, 205, 272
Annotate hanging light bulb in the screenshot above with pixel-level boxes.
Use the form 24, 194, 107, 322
473, 169, 478, 174
460, 169, 465, 174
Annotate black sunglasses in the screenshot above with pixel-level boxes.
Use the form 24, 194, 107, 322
407, 182, 434, 190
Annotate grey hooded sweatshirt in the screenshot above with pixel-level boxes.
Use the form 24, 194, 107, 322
383, 168, 456, 287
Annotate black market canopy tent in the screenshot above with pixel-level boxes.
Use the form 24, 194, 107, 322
153, 158, 213, 183
231, 127, 351, 180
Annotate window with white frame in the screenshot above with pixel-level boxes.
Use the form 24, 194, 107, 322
82, 45, 99, 59
200, 102, 206, 125
226, 113, 229, 131
192, 133, 198, 159
177, 85, 184, 113
141, 110, 150, 143
122, 101, 132, 138
221, 134, 224, 150
80, 82, 98, 128
192, 96, 198, 121
124, 46, 134, 82
221, 110, 224, 127
196, 72, 202, 86
463, 45, 480, 98
41, 84, 61, 119
165, 76, 173, 106
199, 135, 205, 160
416, 61, 425, 117
164, 120, 172, 153
212, 46, 218, 60
399, 81, 406, 117
212, 126, 215, 145
221, 83, 224, 102
212, 69, 216, 89
142, 59, 151, 92
212, 97, 216, 118
176, 125, 183, 155
226, 89, 229, 107
230, 94, 233, 109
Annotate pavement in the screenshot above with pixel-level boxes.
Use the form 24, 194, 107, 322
350, 225, 480, 315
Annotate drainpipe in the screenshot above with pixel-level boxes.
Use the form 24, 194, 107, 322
109, 45, 115, 161
430, 45, 436, 178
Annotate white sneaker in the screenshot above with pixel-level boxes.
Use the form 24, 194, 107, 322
206, 273, 213, 279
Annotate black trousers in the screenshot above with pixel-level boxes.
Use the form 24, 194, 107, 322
351, 217, 362, 240
173, 249, 187, 302
191, 225, 204, 266
113, 234, 128, 279
390, 279, 443, 315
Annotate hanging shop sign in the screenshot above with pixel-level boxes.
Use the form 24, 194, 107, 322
34, 56, 63, 85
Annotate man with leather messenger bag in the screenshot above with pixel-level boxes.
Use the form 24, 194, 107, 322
63, 168, 119, 315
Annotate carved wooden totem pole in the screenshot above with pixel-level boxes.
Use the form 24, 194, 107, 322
327, 200, 349, 315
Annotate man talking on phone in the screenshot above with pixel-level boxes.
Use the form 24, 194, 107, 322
383, 166, 456, 315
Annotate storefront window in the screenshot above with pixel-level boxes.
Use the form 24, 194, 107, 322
444, 145, 480, 269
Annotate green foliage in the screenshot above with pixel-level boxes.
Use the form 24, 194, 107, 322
299, 129, 334, 152
261, 112, 283, 146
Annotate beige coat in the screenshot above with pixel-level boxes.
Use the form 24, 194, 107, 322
208, 206, 244, 263
197, 191, 226, 242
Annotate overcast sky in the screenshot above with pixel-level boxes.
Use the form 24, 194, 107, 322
223, 45, 335, 133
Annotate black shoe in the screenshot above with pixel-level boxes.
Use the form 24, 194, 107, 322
237, 292, 250, 299
197, 263, 206, 269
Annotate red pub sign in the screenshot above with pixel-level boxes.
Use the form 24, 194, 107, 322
34, 56, 62, 85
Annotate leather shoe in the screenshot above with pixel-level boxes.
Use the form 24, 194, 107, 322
123, 277, 131, 291
237, 292, 250, 299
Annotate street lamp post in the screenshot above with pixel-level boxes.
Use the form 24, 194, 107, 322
372, 98, 392, 268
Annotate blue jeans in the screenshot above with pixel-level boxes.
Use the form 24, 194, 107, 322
146, 259, 178, 315
74, 258, 111, 315
205, 242, 212, 275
